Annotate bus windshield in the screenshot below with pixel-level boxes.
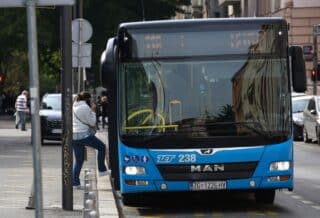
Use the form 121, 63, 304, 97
119, 22, 291, 148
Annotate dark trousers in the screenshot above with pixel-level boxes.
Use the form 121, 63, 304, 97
72, 135, 107, 186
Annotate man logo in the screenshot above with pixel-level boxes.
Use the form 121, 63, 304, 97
191, 164, 225, 173
200, 148, 213, 155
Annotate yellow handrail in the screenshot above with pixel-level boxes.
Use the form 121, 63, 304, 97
127, 108, 167, 132
125, 125, 178, 131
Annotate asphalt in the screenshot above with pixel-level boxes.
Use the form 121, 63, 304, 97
0, 115, 119, 218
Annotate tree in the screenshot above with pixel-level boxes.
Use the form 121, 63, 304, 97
0, 1, 190, 93
0, 9, 28, 93
0, 8, 60, 95
83, 0, 190, 87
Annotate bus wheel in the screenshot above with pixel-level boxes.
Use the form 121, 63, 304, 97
255, 189, 275, 204
122, 193, 141, 206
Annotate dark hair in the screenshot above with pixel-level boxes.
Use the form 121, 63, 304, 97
76, 91, 91, 106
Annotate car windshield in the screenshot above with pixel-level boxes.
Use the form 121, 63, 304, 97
42, 95, 61, 110
292, 98, 309, 113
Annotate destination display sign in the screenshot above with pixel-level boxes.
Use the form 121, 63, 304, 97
126, 24, 285, 59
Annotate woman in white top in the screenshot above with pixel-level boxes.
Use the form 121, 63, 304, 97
72, 92, 108, 188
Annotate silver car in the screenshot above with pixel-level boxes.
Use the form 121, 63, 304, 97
303, 96, 320, 143
292, 94, 312, 140
40, 93, 62, 144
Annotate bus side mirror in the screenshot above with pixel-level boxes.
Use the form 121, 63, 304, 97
100, 37, 118, 85
290, 46, 306, 92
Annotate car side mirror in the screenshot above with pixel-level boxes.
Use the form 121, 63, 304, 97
310, 109, 317, 115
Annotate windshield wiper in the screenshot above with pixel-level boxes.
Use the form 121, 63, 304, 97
206, 121, 274, 140
231, 121, 274, 140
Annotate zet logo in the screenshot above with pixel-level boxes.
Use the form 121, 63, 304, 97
156, 155, 176, 163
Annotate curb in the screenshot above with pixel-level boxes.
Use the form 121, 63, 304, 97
95, 130, 119, 218
96, 172, 119, 218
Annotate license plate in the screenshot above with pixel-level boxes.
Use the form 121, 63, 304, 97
190, 181, 226, 191
52, 129, 62, 134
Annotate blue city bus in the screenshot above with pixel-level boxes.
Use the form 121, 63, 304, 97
100, 18, 306, 205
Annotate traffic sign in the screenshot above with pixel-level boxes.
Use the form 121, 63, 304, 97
0, 0, 75, 7
72, 42, 92, 68
72, 18, 93, 43
72, 42, 92, 57
72, 55, 91, 68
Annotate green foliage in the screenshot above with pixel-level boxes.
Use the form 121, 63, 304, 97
0, 0, 190, 93
84, 0, 190, 86
0, 8, 27, 94
39, 50, 61, 95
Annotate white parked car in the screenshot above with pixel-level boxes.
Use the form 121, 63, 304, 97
292, 94, 312, 140
303, 96, 320, 143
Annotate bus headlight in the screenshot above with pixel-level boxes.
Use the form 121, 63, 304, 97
124, 166, 146, 175
269, 161, 291, 171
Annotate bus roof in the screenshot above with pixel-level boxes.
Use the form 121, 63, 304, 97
119, 17, 286, 30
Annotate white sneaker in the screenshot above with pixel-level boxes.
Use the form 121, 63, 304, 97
98, 170, 111, 177
73, 185, 83, 190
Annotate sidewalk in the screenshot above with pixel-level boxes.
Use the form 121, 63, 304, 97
0, 116, 119, 217
95, 130, 119, 218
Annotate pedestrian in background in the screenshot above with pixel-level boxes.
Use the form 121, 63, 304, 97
72, 91, 109, 188
0, 92, 5, 115
95, 95, 102, 130
15, 90, 29, 131
101, 95, 109, 129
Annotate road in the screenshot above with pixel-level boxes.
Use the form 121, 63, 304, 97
118, 141, 320, 218
1, 114, 320, 217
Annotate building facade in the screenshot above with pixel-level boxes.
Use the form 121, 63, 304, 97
196, 0, 320, 93
243, 0, 320, 93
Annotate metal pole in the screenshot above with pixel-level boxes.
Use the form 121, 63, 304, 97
77, 19, 83, 92
78, 0, 83, 18
83, 68, 86, 91
140, 0, 145, 21
78, 0, 83, 92
26, 0, 43, 217
313, 25, 318, 95
61, 5, 73, 210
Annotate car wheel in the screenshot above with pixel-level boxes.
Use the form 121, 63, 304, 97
255, 189, 275, 204
41, 137, 44, 145
303, 127, 311, 143
317, 128, 320, 145
293, 124, 303, 141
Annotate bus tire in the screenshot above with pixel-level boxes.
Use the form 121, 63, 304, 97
122, 193, 140, 206
255, 189, 275, 204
